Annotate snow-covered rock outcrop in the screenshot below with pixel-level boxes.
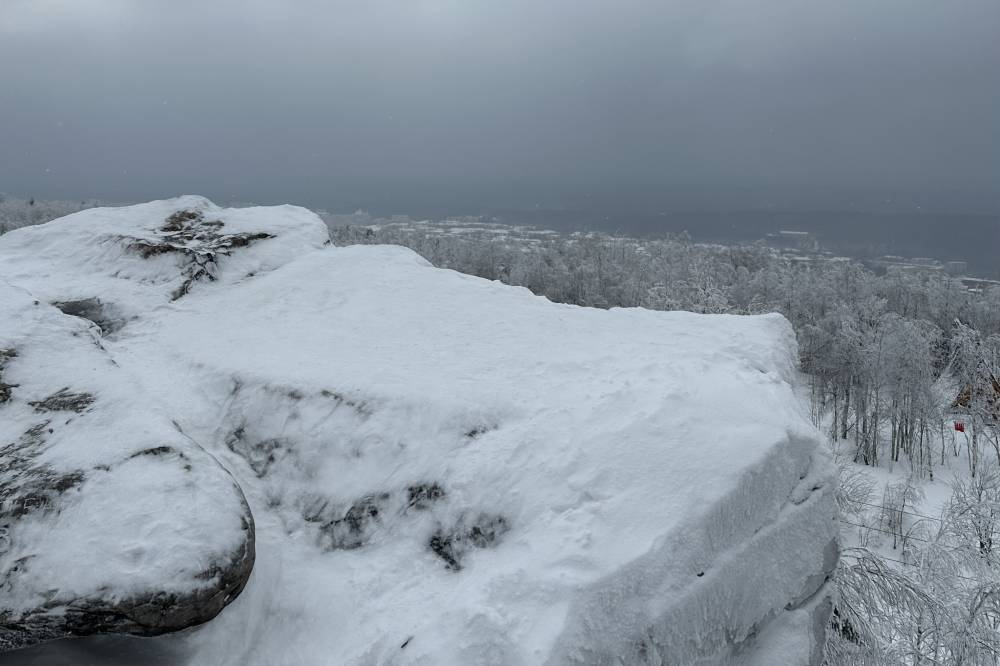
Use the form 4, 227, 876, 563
0, 284, 254, 651
0, 198, 838, 664
0, 195, 329, 329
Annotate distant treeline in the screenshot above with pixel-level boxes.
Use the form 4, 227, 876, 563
483, 209, 1000, 278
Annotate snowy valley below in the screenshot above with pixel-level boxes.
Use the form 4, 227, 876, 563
0, 198, 838, 665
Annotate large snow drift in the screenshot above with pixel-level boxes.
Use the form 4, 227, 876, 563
0, 198, 837, 665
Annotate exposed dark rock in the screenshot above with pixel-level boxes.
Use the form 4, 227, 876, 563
294, 483, 449, 552
313, 494, 390, 551
429, 513, 510, 571
225, 427, 287, 478
831, 607, 859, 644
129, 446, 186, 460
464, 424, 496, 439
162, 209, 203, 231
0, 421, 85, 520
319, 389, 370, 417
29, 388, 96, 413
123, 209, 274, 301
0, 349, 16, 404
52, 298, 125, 334
406, 482, 446, 510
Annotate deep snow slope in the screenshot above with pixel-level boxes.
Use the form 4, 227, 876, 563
0, 198, 837, 665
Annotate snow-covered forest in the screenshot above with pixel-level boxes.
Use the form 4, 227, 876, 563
331, 221, 1000, 665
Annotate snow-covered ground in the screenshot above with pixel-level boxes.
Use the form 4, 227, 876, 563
0, 198, 838, 665
831, 426, 989, 559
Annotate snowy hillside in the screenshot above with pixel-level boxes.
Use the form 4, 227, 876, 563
0, 198, 838, 665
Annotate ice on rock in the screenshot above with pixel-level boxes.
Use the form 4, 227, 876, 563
0, 198, 837, 664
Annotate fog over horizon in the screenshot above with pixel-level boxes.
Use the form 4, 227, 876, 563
2, 0, 998, 218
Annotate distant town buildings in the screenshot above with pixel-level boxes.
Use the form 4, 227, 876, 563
867, 255, 970, 278
325, 210, 373, 227
961, 276, 1000, 293
764, 230, 819, 253
945, 261, 968, 276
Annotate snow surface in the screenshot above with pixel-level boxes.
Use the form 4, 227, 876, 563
0, 198, 837, 664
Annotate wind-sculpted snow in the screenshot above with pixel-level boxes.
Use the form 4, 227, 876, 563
0, 198, 837, 664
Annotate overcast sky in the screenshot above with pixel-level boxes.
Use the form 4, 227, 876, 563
1, 0, 998, 214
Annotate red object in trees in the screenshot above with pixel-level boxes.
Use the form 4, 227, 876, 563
954, 421, 966, 432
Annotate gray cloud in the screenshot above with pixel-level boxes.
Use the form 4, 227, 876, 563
1, 0, 997, 214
